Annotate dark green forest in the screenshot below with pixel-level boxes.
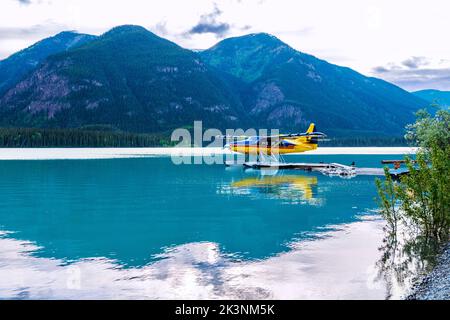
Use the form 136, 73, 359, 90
0, 127, 407, 147
0, 128, 172, 148
320, 136, 408, 147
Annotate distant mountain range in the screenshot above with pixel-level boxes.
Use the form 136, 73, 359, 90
0, 25, 430, 136
413, 89, 450, 108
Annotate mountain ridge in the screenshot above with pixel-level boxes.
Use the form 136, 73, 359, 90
200, 32, 427, 135
0, 31, 97, 96
413, 89, 450, 108
0, 25, 245, 132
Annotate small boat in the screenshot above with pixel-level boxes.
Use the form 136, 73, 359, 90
389, 168, 410, 179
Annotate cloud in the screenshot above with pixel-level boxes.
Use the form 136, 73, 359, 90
372, 66, 389, 73
185, 4, 231, 37
372, 60, 450, 91
151, 21, 169, 36
0, 22, 69, 40
189, 22, 230, 36
401, 56, 429, 69
16, 0, 32, 4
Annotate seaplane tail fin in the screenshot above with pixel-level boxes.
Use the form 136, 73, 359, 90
306, 123, 315, 134
305, 123, 320, 145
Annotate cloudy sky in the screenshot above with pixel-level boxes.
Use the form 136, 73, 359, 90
1, 0, 449, 91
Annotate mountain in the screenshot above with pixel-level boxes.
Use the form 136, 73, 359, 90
0, 26, 244, 132
413, 89, 450, 108
0, 31, 96, 96
0, 28, 428, 136
200, 33, 427, 136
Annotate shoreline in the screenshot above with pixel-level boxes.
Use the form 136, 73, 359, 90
0, 147, 418, 160
407, 242, 450, 300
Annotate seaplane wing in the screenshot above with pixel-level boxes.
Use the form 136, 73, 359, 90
219, 127, 326, 141
278, 132, 327, 138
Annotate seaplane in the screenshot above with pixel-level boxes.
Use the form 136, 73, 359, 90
220, 124, 363, 177
222, 123, 327, 165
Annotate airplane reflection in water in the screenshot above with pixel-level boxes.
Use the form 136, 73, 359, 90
220, 173, 324, 206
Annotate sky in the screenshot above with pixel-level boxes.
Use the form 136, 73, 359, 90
1, 0, 449, 91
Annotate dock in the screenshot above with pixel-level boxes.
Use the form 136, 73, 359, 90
241, 161, 406, 178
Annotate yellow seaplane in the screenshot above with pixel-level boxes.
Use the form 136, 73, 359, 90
224, 123, 326, 160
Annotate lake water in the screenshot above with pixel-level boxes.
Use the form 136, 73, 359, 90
0, 151, 422, 299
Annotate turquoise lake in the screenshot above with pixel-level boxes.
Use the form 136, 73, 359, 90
0, 153, 418, 299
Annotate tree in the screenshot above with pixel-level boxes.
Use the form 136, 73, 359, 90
375, 110, 449, 295
376, 109, 450, 240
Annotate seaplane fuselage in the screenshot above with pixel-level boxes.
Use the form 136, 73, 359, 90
227, 123, 325, 155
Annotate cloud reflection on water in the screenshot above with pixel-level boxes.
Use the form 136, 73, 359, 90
0, 217, 396, 300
